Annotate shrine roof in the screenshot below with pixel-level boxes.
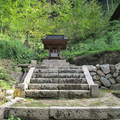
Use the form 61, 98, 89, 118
41, 35, 68, 50
110, 3, 120, 21
42, 35, 68, 40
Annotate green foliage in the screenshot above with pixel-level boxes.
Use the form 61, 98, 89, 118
8, 115, 21, 120
0, 80, 11, 89
0, 67, 15, 89
0, 35, 37, 63
61, 20, 120, 61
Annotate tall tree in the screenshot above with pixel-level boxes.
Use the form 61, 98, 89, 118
10, 0, 51, 44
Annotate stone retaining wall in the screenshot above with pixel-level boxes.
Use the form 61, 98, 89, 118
89, 63, 120, 90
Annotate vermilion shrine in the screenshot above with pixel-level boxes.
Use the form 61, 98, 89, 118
41, 35, 68, 59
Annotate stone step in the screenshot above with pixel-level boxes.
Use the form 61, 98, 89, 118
36, 66, 82, 69
58, 78, 87, 84
34, 69, 58, 73
25, 90, 90, 98
58, 66, 82, 69
42, 60, 69, 66
30, 78, 87, 84
32, 73, 85, 78
33, 69, 83, 73
58, 69, 83, 73
28, 84, 89, 90
30, 78, 58, 83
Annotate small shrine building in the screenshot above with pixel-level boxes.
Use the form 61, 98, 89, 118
41, 35, 68, 59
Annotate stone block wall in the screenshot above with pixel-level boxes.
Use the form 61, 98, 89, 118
89, 63, 120, 90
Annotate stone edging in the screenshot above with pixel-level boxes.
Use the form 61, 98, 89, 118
82, 65, 99, 98
1, 106, 120, 120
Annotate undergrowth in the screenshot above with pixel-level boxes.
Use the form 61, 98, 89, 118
0, 67, 15, 89
0, 35, 37, 64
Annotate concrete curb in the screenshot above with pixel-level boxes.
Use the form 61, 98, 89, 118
1, 106, 120, 120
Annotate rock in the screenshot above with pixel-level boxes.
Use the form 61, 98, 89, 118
100, 77, 111, 88
94, 81, 101, 88
113, 70, 119, 77
96, 64, 101, 70
101, 64, 110, 74
109, 65, 116, 74
5, 96, 13, 101
15, 97, 25, 102
112, 92, 120, 98
106, 74, 112, 79
6, 90, 14, 96
0, 94, 5, 101
115, 63, 120, 70
93, 75, 100, 81
90, 72, 96, 76
109, 78, 116, 84
87, 65, 97, 72
100, 86, 108, 90
97, 70, 105, 77
110, 83, 120, 90
116, 76, 120, 83
16, 72, 23, 83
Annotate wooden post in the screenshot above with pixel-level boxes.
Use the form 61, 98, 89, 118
49, 48, 51, 59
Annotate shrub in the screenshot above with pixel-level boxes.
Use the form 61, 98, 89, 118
8, 115, 21, 120
13, 89, 20, 98
0, 37, 37, 63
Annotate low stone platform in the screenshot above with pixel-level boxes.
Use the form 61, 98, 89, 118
3, 107, 120, 120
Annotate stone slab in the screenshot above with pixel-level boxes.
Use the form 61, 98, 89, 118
58, 84, 89, 90
29, 84, 58, 90
34, 69, 58, 73
58, 73, 80, 78
25, 90, 90, 98
58, 66, 81, 69
90, 84, 99, 98
82, 66, 94, 86
58, 90, 90, 98
58, 69, 83, 73
58, 78, 87, 84
50, 107, 120, 120
25, 90, 58, 98
0, 107, 5, 120
30, 78, 58, 83
4, 107, 49, 120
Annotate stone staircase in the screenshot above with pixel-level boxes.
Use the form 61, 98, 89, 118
17, 60, 99, 98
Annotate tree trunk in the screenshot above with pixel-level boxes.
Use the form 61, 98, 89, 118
111, 0, 114, 10
26, 31, 29, 40
106, 0, 109, 12
0, 12, 2, 34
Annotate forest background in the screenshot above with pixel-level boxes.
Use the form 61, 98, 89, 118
0, 0, 120, 63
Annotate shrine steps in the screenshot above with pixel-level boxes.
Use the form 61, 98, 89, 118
17, 59, 99, 99
24, 60, 92, 99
